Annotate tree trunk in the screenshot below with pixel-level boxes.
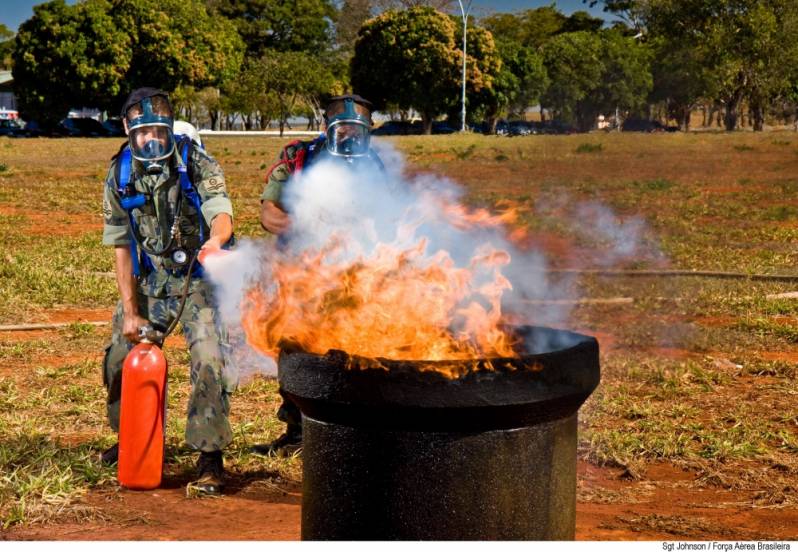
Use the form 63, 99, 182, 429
421, 112, 433, 135
485, 114, 498, 135
575, 104, 594, 133
680, 106, 691, 132
724, 93, 743, 131
751, 101, 765, 132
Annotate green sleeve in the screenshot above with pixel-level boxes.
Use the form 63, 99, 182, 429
102, 162, 131, 246
260, 161, 289, 204
190, 146, 234, 225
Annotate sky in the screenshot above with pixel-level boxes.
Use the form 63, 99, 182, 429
1, 0, 616, 32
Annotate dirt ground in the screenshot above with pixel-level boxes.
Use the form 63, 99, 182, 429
1, 324, 796, 541
2, 134, 798, 541
8, 463, 787, 541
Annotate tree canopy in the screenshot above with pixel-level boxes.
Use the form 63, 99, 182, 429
13, 0, 131, 124
542, 30, 651, 131
351, 6, 500, 134
207, 0, 336, 57
9, 0, 798, 132
12, 0, 243, 124
0, 24, 14, 69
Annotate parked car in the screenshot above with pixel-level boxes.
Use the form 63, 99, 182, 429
59, 117, 111, 137
372, 121, 422, 135
102, 117, 125, 137
538, 120, 578, 135
432, 121, 457, 134
621, 118, 678, 133
508, 121, 534, 136
0, 119, 26, 137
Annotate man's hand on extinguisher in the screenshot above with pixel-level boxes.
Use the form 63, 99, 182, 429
123, 312, 150, 342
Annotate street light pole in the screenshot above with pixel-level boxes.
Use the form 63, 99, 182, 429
457, 0, 472, 132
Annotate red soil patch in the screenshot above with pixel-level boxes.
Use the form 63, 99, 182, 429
0, 206, 101, 237
694, 315, 738, 328
44, 308, 114, 324
759, 351, 798, 362
701, 185, 748, 195
577, 461, 798, 540
5, 460, 797, 541
5, 481, 302, 541
0, 308, 113, 344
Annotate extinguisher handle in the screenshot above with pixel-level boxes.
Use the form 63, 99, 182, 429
138, 324, 165, 344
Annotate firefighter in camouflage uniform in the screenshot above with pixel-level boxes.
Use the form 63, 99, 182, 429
100, 88, 234, 496
253, 94, 383, 456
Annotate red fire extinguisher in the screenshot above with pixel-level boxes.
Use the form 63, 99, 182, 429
116, 248, 228, 490
118, 325, 168, 490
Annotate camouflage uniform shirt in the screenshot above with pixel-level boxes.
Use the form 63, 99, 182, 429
102, 144, 233, 296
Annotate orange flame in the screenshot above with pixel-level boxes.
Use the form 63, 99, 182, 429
241, 196, 526, 370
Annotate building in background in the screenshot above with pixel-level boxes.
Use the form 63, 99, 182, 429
0, 70, 18, 118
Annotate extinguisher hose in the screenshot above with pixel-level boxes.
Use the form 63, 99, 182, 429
162, 251, 199, 341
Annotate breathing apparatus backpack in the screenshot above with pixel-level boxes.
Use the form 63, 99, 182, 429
113, 133, 208, 278
266, 134, 326, 180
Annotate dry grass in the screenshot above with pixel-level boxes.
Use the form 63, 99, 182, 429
1, 132, 798, 528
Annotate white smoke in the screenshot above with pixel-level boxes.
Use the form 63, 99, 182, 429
204, 141, 656, 383
203, 240, 277, 381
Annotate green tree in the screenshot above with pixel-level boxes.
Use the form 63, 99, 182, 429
648, 36, 712, 130
542, 30, 651, 131
12, 0, 131, 125
0, 24, 14, 69
207, 0, 336, 57
561, 10, 604, 33
483, 6, 565, 49
592, 30, 652, 120
12, 0, 243, 125
373, 0, 455, 10
248, 50, 336, 135
352, 7, 499, 134
541, 31, 603, 129
111, 0, 244, 94
467, 37, 545, 133
335, 0, 373, 54
601, 0, 798, 131
171, 84, 201, 123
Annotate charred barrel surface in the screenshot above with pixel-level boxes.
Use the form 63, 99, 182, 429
278, 326, 600, 540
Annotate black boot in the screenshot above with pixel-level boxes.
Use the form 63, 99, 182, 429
187, 451, 224, 497
100, 443, 119, 466
251, 424, 302, 457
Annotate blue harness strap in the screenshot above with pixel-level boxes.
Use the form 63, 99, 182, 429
116, 147, 152, 277
176, 137, 205, 278
303, 134, 325, 169
177, 137, 204, 244
117, 137, 205, 278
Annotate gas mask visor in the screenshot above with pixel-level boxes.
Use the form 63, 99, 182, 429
126, 95, 175, 166
326, 120, 370, 157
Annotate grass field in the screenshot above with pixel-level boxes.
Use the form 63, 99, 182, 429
1, 131, 797, 539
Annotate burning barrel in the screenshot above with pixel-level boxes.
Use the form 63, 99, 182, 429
278, 325, 600, 540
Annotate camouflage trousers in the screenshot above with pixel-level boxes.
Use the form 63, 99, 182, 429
102, 283, 234, 452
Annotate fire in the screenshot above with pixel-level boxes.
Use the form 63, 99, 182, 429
241, 168, 529, 371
